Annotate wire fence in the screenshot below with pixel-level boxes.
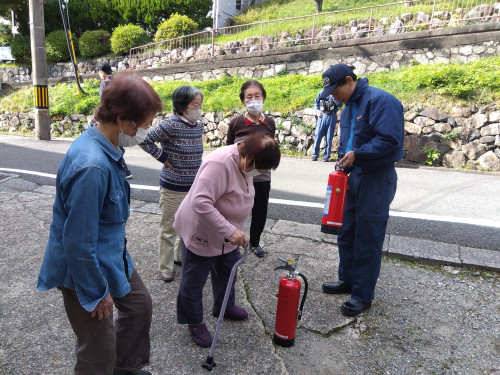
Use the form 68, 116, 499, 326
129, 0, 499, 69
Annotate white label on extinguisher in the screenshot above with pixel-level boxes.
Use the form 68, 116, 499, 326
323, 185, 332, 216
274, 330, 289, 339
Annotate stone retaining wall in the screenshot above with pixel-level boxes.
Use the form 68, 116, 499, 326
1, 103, 499, 170
1, 24, 499, 86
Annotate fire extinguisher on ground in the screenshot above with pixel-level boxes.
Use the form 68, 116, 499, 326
273, 258, 308, 347
321, 163, 349, 234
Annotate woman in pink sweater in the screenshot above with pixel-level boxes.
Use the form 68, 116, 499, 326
173, 134, 281, 347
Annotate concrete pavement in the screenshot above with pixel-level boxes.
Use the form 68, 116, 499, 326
1, 172, 499, 374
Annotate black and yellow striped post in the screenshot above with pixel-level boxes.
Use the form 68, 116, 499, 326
29, 0, 51, 140
33, 85, 49, 109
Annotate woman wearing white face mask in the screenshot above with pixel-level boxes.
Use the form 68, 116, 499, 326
173, 134, 281, 347
139, 85, 204, 283
226, 80, 277, 258
38, 72, 162, 375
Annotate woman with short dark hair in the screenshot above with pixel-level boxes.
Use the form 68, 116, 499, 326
227, 80, 276, 258
174, 134, 280, 348
140, 85, 204, 283
38, 72, 162, 375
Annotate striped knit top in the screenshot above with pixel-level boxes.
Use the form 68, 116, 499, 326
140, 113, 204, 192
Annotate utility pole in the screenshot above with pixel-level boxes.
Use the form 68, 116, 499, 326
29, 0, 50, 140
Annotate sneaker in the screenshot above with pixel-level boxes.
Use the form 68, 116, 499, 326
311, 156, 318, 161
188, 323, 213, 347
250, 245, 265, 257
323, 158, 331, 162
126, 170, 133, 179
212, 304, 248, 320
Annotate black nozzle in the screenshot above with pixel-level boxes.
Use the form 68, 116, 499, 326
202, 356, 216, 371
274, 257, 295, 272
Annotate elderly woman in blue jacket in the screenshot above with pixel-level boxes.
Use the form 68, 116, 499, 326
37, 72, 162, 375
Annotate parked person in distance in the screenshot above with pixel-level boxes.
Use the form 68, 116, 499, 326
311, 91, 342, 162
174, 134, 281, 347
37, 72, 163, 375
320, 64, 404, 317
226, 80, 276, 258
139, 85, 204, 283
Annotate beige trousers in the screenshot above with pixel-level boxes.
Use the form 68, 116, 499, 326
158, 187, 187, 272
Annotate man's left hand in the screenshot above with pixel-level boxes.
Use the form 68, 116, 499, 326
338, 151, 355, 168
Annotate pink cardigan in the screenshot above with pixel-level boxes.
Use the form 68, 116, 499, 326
173, 144, 255, 257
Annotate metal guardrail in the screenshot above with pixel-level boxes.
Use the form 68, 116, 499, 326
129, 0, 499, 69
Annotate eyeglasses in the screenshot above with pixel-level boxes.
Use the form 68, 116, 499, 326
189, 102, 203, 110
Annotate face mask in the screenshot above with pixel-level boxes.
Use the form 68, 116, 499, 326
185, 108, 202, 123
246, 100, 263, 115
134, 126, 148, 144
243, 157, 260, 178
118, 126, 140, 147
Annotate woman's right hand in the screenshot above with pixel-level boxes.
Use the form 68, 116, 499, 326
228, 229, 248, 248
91, 293, 113, 320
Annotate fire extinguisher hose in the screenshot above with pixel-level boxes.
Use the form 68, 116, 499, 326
297, 273, 308, 321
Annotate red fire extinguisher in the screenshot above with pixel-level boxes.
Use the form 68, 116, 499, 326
273, 258, 308, 347
321, 163, 349, 234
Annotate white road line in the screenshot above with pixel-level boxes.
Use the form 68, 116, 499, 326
2, 168, 499, 228
0, 168, 57, 179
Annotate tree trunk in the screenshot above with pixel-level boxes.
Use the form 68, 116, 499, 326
314, 0, 323, 12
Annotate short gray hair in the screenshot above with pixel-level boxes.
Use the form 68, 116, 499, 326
172, 85, 204, 115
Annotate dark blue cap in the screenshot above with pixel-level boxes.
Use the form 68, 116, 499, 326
319, 63, 354, 99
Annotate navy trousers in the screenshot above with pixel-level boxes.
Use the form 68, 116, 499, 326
177, 240, 241, 324
313, 113, 337, 160
337, 166, 397, 303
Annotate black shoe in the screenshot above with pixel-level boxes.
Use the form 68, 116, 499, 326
322, 280, 352, 294
174, 260, 182, 266
340, 299, 372, 317
311, 156, 318, 161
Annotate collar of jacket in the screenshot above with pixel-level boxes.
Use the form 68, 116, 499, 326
347, 78, 368, 106
244, 112, 266, 126
86, 125, 123, 162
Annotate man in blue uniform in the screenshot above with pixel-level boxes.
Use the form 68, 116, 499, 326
320, 64, 404, 317
311, 93, 342, 162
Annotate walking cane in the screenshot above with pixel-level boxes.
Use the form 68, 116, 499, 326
202, 245, 249, 371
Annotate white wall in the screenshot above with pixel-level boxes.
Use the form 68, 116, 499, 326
213, 0, 265, 28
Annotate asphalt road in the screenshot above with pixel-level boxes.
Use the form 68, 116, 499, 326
1, 134, 499, 250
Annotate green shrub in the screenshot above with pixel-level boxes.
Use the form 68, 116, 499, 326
79, 29, 111, 58
424, 146, 440, 165
10, 35, 31, 65
0, 23, 12, 47
46, 30, 72, 64
110, 24, 148, 56
154, 13, 198, 42
74, 95, 100, 115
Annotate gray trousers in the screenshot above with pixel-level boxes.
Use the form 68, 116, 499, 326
61, 269, 152, 375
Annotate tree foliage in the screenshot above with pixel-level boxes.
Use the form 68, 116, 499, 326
110, 23, 148, 56
79, 29, 111, 58
154, 13, 198, 42
45, 29, 71, 64
9, 0, 212, 38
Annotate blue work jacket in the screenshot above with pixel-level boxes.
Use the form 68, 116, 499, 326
37, 126, 133, 312
338, 79, 404, 169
